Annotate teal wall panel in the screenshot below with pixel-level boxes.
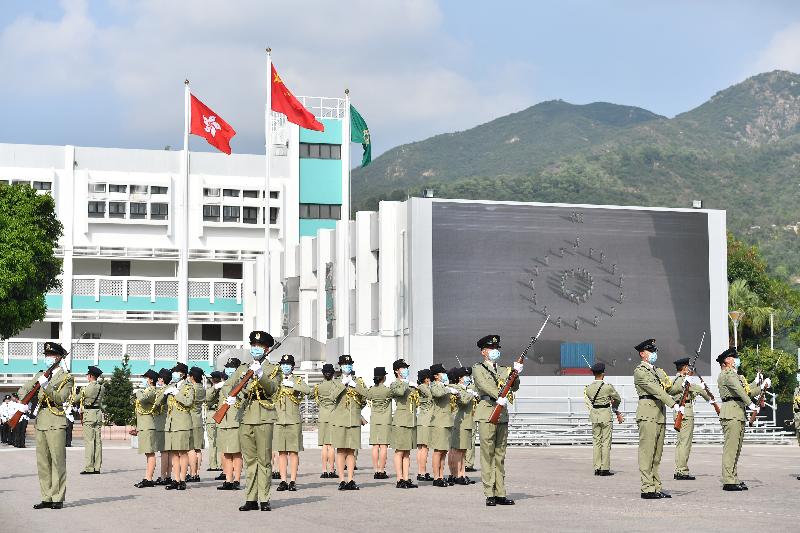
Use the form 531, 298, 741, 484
299, 159, 342, 204
45, 295, 62, 309
1, 359, 215, 375
71, 295, 241, 313
188, 298, 242, 312
299, 219, 338, 237
299, 118, 342, 144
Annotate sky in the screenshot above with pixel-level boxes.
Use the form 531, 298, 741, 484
4, 0, 800, 158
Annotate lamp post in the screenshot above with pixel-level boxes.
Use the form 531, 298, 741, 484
728, 310, 744, 349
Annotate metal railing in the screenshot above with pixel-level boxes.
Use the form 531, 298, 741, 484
69, 275, 242, 303
297, 96, 346, 120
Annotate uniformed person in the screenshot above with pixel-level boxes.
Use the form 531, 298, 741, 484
794, 373, 800, 481
415, 369, 433, 482
235, 331, 281, 511
18, 342, 74, 509
389, 359, 418, 488
1, 394, 13, 444
133, 369, 161, 488
717, 347, 769, 491
668, 357, 712, 480
205, 370, 224, 472
633, 338, 681, 499
80, 365, 104, 474
11, 393, 29, 448
584, 362, 623, 476
162, 363, 194, 490
366, 366, 392, 480
216, 358, 243, 491
154, 368, 172, 485
448, 367, 478, 485
472, 335, 520, 506
465, 420, 477, 473
185, 366, 205, 482
274, 354, 312, 491
326, 354, 368, 490
315, 363, 338, 478
429, 363, 454, 487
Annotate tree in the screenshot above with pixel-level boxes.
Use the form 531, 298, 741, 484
738, 347, 796, 404
0, 183, 63, 339
104, 355, 135, 426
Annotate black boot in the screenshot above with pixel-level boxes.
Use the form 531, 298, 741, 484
51, 502, 63, 509
239, 501, 258, 511
33, 501, 52, 509
276, 481, 289, 491
260, 502, 271, 512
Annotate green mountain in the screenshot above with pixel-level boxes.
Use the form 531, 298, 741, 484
353, 71, 800, 281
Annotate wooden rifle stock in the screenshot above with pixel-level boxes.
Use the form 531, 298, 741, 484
8, 358, 62, 430
697, 375, 721, 415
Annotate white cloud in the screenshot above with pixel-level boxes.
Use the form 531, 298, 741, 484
755, 22, 800, 72
0, 0, 537, 154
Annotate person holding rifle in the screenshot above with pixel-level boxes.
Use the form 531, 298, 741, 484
17, 341, 74, 509
668, 357, 712, 481
80, 365, 105, 474
633, 338, 681, 499
584, 361, 623, 476
717, 347, 769, 491
472, 334, 521, 507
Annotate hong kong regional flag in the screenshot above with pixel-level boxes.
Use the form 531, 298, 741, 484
190, 94, 236, 154
271, 64, 324, 132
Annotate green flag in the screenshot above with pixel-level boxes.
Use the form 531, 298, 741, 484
350, 104, 371, 167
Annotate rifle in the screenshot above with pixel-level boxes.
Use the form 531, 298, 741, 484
748, 353, 781, 427
697, 375, 721, 415
8, 357, 63, 430
212, 324, 297, 424
674, 331, 705, 431
488, 315, 549, 425
580, 354, 623, 423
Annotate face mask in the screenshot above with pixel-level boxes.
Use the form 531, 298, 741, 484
341, 364, 353, 375
733, 357, 741, 370
440, 374, 449, 385
463, 376, 472, 386
648, 352, 658, 365
141, 378, 150, 388
44, 357, 56, 367
172, 372, 182, 383
280, 364, 293, 375
250, 346, 265, 358
488, 349, 501, 361
399, 368, 409, 379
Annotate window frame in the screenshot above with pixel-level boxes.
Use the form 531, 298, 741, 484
203, 204, 220, 221
129, 202, 148, 219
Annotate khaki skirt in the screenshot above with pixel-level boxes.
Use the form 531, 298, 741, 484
331, 424, 361, 450
165, 429, 191, 452
369, 424, 391, 445
273, 423, 304, 452
318, 421, 332, 446
416, 425, 430, 447
155, 430, 166, 452
137, 429, 157, 454
217, 426, 241, 454
429, 426, 452, 452
390, 425, 417, 451
190, 426, 204, 450
450, 427, 473, 451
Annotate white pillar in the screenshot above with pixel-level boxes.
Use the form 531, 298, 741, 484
62, 145, 75, 361
341, 91, 351, 353
178, 81, 190, 363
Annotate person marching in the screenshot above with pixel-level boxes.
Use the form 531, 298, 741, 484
133, 369, 161, 488
717, 347, 769, 491
472, 335, 520, 506
429, 363, 454, 487
274, 354, 312, 492
415, 369, 433, 482
216, 357, 243, 491
366, 366, 392, 480
154, 368, 172, 485
327, 354, 368, 491
633, 338, 681, 499
448, 367, 478, 486
668, 357, 712, 480
80, 365, 104, 475
794, 373, 800, 481
186, 366, 206, 482
584, 362, 623, 476
235, 330, 282, 512
163, 363, 194, 491
205, 370, 224, 472
389, 359, 418, 488
315, 363, 338, 479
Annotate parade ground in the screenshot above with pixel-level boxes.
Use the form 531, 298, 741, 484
2, 442, 799, 532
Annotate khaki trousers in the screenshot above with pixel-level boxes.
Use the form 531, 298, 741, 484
36, 428, 67, 502
674, 416, 694, 475
637, 419, 665, 493
239, 423, 274, 502
83, 419, 102, 472
206, 421, 219, 469
592, 421, 612, 471
721, 418, 745, 485
477, 421, 508, 498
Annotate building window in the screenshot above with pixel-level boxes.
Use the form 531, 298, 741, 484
203, 205, 220, 221
201, 324, 222, 341
151, 186, 168, 195
242, 206, 259, 224
33, 181, 52, 191
151, 203, 169, 220
130, 185, 148, 194
223, 188, 240, 197
89, 183, 106, 194
111, 260, 131, 276
299, 143, 341, 160
270, 207, 278, 224
130, 202, 147, 219
203, 188, 220, 197
222, 263, 243, 279
109, 184, 127, 193
270, 191, 279, 199
299, 203, 341, 220
308, 204, 320, 218
243, 189, 259, 198
88, 201, 106, 218
223, 205, 240, 222
108, 201, 126, 218
50, 322, 60, 338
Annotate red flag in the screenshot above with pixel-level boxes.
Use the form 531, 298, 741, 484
190, 94, 236, 154
271, 64, 324, 132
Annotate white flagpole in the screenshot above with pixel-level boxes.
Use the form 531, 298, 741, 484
264, 48, 273, 332
179, 80, 190, 362
342, 89, 351, 354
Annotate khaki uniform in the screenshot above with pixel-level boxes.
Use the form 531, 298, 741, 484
314, 380, 337, 446
236, 363, 281, 503
633, 362, 675, 494
18, 368, 74, 503
134, 386, 158, 454
429, 381, 454, 451
164, 381, 195, 451
415, 383, 433, 447
216, 371, 242, 454
450, 384, 475, 450
793, 386, 800, 446
472, 360, 519, 498
327, 376, 368, 450
190, 382, 205, 450
153, 386, 167, 452
80, 380, 104, 472
205, 385, 221, 469
273, 375, 312, 452
584, 380, 621, 472
366, 383, 392, 445
718, 368, 761, 485
389, 380, 418, 451
667, 376, 710, 475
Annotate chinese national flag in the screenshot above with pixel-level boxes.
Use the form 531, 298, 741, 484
190, 94, 236, 155
271, 64, 324, 132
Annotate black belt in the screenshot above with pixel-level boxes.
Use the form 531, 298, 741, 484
639, 395, 658, 401
592, 404, 610, 409
721, 397, 739, 403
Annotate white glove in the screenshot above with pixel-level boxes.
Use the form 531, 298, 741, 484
447, 387, 458, 394
747, 403, 758, 412
282, 379, 294, 388
470, 390, 479, 398
496, 397, 508, 407
17, 402, 29, 414
164, 387, 178, 396
346, 379, 356, 388
342, 375, 353, 386
672, 404, 684, 414
37, 375, 49, 386
249, 361, 263, 378
408, 382, 418, 389
762, 378, 771, 389
513, 362, 524, 373
213, 382, 224, 390
64, 405, 74, 423
224, 396, 236, 406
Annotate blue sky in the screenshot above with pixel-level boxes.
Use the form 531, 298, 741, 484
3, 1, 800, 157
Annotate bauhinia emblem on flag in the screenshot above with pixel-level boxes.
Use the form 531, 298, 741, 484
271, 64, 325, 132
350, 104, 371, 167
190, 94, 236, 154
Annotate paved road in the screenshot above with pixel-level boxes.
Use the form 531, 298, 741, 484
2, 441, 799, 532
